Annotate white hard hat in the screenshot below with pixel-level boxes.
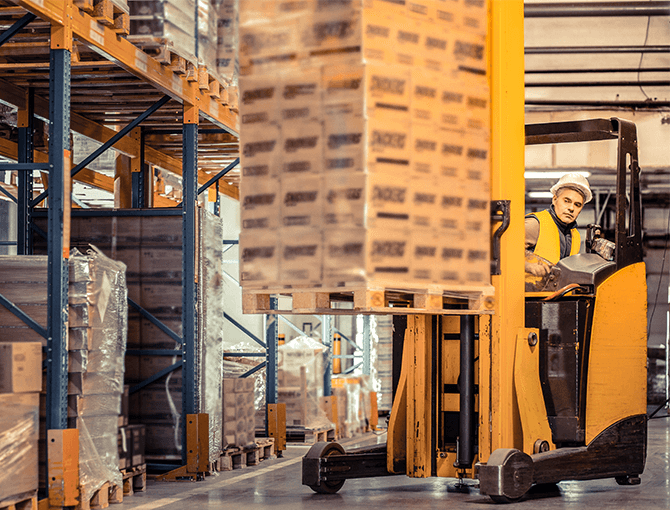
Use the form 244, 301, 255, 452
550, 173, 592, 203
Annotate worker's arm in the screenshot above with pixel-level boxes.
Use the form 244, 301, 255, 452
524, 216, 551, 276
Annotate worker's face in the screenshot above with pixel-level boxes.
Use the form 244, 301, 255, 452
552, 188, 584, 223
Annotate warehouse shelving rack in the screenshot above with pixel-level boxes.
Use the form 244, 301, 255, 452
0, 0, 240, 501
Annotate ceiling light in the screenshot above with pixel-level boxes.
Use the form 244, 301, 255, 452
528, 192, 554, 199
525, 171, 591, 179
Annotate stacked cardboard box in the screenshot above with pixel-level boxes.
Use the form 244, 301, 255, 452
215, 0, 239, 87
222, 377, 255, 448
34, 210, 224, 465
128, 0, 197, 61
118, 424, 146, 470
68, 247, 128, 503
239, 0, 491, 292
0, 342, 41, 505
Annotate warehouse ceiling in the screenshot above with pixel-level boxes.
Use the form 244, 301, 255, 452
523, 1, 670, 209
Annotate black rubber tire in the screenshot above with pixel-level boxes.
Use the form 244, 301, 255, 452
305, 442, 346, 494
490, 495, 523, 504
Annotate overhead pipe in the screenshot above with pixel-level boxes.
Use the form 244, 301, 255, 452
526, 46, 670, 54
525, 1, 670, 17
525, 80, 670, 87
525, 67, 670, 74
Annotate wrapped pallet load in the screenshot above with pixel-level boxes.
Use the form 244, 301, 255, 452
279, 336, 333, 430
238, 0, 490, 294
0, 342, 41, 507
68, 247, 128, 504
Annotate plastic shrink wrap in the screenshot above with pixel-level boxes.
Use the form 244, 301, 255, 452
279, 336, 333, 430
0, 393, 39, 504
68, 247, 127, 502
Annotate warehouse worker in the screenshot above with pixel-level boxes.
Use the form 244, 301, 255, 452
525, 173, 592, 278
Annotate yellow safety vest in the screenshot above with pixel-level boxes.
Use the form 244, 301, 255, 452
528, 209, 581, 265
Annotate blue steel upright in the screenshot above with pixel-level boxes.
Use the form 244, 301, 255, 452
266, 297, 278, 435
17, 88, 34, 255
322, 315, 332, 397
181, 116, 198, 464
46, 48, 70, 432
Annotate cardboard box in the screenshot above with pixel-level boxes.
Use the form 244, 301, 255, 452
323, 106, 365, 173
280, 68, 322, 125
0, 342, 42, 393
240, 124, 281, 178
279, 228, 323, 285
366, 118, 411, 176
301, 8, 362, 53
240, 177, 281, 231
365, 64, 411, 121
280, 176, 323, 228
281, 121, 324, 176
436, 190, 466, 234
410, 68, 441, 125
410, 179, 439, 230
410, 232, 440, 282
366, 173, 411, 229
439, 236, 467, 285
323, 172, 366, 227
438, 129, 467, 181
323, 227, 367, 284
239, 231, 280, 287
239, 75, 280, 127
411, 123, 441, 178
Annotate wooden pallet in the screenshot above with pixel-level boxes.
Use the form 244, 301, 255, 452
217, 438, 276, 471
77, 482, 112, 510
242, 284, 495, 316
121, 464, 147, 497
74, 0, 129, 36
125, 36, 197, 75
0, 492, 37, 510
286, 426, 335, 445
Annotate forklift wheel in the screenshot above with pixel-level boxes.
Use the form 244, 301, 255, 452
305, 442, 346, 494
490, 495, 524, 504
615, 475, 641, 486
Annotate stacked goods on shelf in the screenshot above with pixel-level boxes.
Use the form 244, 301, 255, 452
127, 0, 239, 104
35, 209, 224, 465
128, 0, 197, 61
216, 0, 239, 87
277, 336, 333, 430
0, 341, 41, 507
0, 256, 48, 345
332, 375, 372, 438
222, 377, 255, 448
67, 247, 128, 504
238, 0, 490, 293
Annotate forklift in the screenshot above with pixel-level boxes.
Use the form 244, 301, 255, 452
301, 115, 647, 502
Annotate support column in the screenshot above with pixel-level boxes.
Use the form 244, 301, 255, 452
265, 297, 278, 436
487, 0, 526, 459
322, 315, 332, 397
181, 104, 198, 464
17, 88, 34, 254
362, 315, 371, 375
46, 15, 72, 437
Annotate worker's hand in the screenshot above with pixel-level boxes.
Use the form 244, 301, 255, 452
525, 261, 551, 277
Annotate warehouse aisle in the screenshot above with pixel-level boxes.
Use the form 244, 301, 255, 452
118, 413, 670, 510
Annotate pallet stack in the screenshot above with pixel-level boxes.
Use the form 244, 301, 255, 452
68, 247, 128, 506
238, 0, 491, 304
332, 376, 372, 438
0, 342, 41, 509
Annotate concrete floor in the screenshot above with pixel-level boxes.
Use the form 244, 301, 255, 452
118, 412, 670, 510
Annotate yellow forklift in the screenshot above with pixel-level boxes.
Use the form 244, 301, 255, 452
302, 115, 647, 502
301, 2, 647, 501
